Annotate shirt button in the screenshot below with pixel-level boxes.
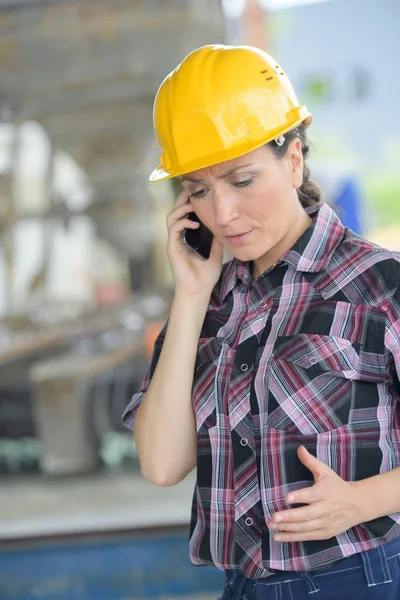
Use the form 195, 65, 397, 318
240, 438, 249, 447
260, 301, 267, 308
309, 356, 318, 365
245, 517, 253, 526
240, 363, 249, 372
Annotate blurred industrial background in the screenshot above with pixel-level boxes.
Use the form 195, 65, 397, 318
0, 0, 399, 598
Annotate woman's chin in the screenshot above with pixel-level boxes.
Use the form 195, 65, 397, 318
230, 246, 271, 263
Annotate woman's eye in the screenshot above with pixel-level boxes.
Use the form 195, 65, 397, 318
233, 179, 254, 188
190, 189, 207, 198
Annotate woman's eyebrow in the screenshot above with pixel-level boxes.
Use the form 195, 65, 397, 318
219, 163, 257, 178
180, 163, 257, 184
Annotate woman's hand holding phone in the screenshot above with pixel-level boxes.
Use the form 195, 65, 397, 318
166, 189, 223, 298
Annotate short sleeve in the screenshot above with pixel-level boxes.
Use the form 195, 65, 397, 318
385, 284, 400, 389
122, 319, 168, 431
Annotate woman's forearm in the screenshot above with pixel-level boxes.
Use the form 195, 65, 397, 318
134, 291, 210, 486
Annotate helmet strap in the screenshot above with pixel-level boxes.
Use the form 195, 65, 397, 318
275, 135, 286, 147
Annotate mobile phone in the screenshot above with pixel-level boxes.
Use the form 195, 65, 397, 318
184, 211, 213, 260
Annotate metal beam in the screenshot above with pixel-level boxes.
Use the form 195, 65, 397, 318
0, 0, 80, 10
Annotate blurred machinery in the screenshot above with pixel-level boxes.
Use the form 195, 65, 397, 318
0, 0, 226, 475
0, 0, 225, 271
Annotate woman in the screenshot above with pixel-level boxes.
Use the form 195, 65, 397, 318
123, 45, 400, 599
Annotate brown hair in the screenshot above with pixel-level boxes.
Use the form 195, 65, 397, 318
268, 123, 321, 208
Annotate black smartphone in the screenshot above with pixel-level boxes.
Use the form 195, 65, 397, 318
184, 211, 213, 260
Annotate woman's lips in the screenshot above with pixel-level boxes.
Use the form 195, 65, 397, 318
225, 230, 253, 246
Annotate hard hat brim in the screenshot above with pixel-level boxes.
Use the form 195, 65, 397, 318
149, 113, 313, 183
149, 166, 172, 182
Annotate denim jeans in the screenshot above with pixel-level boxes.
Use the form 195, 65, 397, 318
218, 537, 400, 600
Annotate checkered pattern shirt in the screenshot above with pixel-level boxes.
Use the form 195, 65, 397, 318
123, 203, 400, 578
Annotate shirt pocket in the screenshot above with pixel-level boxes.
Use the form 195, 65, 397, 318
193, 337, 222, 431
267, 334, 388, 435
195, 337, 222, 370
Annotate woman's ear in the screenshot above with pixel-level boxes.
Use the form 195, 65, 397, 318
286, 137, 304, 189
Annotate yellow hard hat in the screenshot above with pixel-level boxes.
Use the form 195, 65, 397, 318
150, 44, 312, 182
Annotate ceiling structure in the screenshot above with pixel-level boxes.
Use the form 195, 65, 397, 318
0, 0, 225, 254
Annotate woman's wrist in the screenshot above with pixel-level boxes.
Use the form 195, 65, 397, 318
169, 290, 210, 331
349, 467, 400, 522
173, 288, 211, 311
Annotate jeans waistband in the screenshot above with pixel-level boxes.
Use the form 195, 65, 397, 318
224, 536, 400, 596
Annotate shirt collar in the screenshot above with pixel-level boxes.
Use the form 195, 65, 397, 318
220, 203, 346, 302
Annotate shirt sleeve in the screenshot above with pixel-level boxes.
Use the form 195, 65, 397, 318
122, 319, 168, 431
385, 283, 400, 389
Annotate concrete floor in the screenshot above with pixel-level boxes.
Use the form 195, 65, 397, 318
0, 468, 197, 539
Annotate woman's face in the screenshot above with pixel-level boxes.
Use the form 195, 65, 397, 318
179, 140, 312, 277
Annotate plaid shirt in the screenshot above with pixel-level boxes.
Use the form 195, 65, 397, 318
123, 203, 400, 578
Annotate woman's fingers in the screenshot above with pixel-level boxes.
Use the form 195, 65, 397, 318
169, 218, 199, 236
173, 188, 191, 208
166, 202, 196, 231
167, 219, 200, 251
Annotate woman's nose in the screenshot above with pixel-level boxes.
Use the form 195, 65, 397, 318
213, 191, 240, 227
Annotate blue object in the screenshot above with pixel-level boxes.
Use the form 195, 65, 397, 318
334, 177, 362, 234
0, 531, 223, 599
